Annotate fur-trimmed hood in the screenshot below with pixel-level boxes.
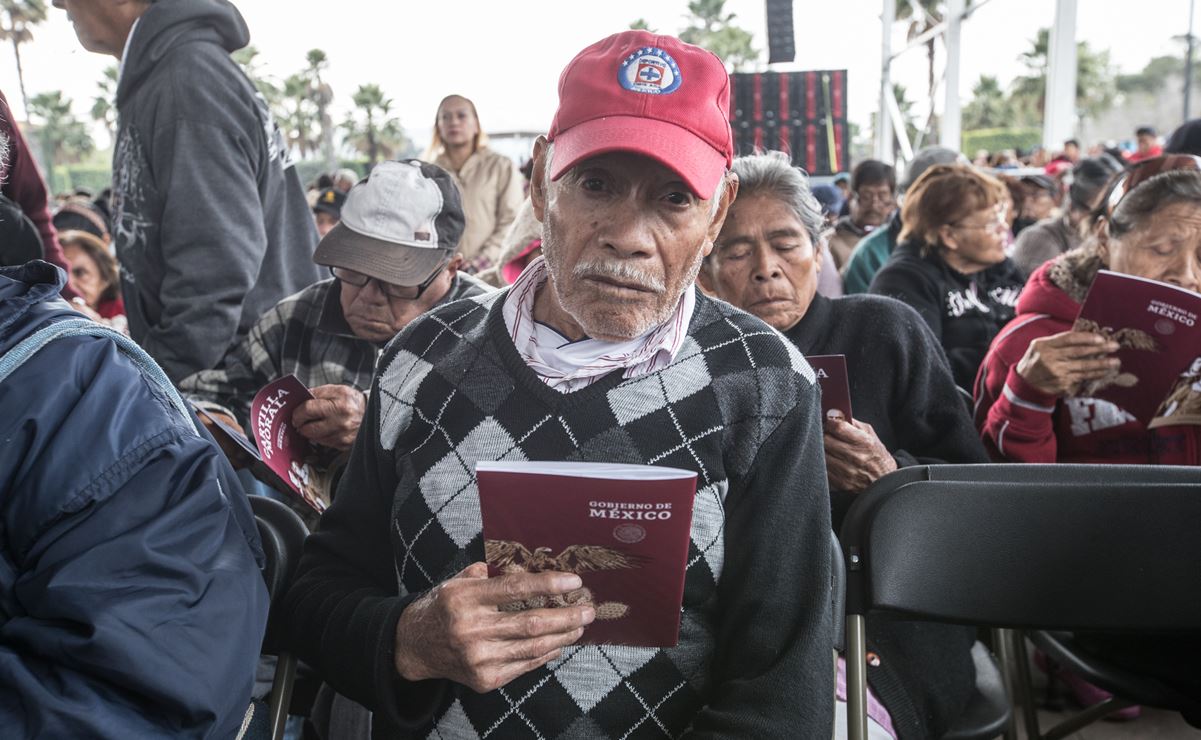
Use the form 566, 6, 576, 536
1018, 243, 1105, 319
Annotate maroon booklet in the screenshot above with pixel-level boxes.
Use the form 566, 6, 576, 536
476, 462, 698, 647
1072, 270, 1201, 427
807, 354, 854, 422
248, 375, 328, 512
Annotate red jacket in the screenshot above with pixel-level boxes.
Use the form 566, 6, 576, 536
0, 91, 76, 300
973, 260, 1200, 465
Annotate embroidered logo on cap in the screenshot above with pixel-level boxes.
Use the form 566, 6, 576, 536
617, 47, 682, 94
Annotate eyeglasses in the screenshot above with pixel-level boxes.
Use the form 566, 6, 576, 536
951, 203, 1009, 233
330, 262, 446, 300
1094, 154, 1201, 224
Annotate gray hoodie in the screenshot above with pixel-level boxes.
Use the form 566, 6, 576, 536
112, 0, 321, 382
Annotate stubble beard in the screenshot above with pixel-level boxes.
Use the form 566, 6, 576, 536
541, 215, 703, 341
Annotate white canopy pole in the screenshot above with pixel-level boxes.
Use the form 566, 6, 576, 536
940, 0, 965, 151
1043, 0, 1079, 150
876, 0, 896, 164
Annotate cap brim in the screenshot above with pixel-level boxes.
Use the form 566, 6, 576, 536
314, 222, 448, 287
549, 115, 727, 198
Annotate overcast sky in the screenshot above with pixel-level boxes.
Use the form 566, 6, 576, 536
1, 0, 1193, 148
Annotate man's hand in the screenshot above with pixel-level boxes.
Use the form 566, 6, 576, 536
1016, 331, 1120, 397
292, 384, 367, 450
823, 418, 897, 493
394, 563, 595, 693
194, 407, 253, 469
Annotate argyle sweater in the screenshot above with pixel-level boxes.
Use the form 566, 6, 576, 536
282, 290, 835, 739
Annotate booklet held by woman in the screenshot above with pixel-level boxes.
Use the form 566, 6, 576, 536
1073, 270, 1201, 427
476, 461, 697, 647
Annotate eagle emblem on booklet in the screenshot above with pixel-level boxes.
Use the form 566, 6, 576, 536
477, 461, 697, 647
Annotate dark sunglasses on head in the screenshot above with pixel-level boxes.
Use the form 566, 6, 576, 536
330, 261, 446, 300
1094, 154, 1201, 224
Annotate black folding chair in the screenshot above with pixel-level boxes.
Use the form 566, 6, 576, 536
250, 496, 310, 740
840, 464, 1201, 740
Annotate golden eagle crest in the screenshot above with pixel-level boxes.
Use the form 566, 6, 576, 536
485, 540, 646, 620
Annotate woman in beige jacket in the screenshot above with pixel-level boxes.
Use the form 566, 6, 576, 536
425, 95, 524, 273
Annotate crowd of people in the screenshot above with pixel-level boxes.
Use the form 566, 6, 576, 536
1, 0, 1199, 738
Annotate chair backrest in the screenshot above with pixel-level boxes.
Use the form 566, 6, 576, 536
830, 530, 846, 652
840, 464, 1201, 632
251, 497, 309, 654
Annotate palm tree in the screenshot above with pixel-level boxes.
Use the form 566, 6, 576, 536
232, 44, 281, 108
279, 73, 317, 159
0, 0, 48, 114
90, 64, 118, 147
1010, 28, 1117, 127
342, 84, 409, 167
895, 0, 944, 116
963, 75, 1010, 130
305, 49, 336, 170
679, 0, 756, 71
27, 91, 94, 193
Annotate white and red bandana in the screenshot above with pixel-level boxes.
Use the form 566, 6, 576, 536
502, 256, 695, 393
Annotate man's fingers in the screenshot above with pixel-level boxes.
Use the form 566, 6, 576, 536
823, 419, 867, 444
292, 398, 334, 427
823, 434, 865, 463
491, 606, 595, 640
452, 562, 491, 580
478, 571, 583, 607
1049, 331, 1120, 350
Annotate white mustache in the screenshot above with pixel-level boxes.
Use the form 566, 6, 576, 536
572, 259, 665, 293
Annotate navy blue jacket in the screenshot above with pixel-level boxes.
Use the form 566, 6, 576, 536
0, 261, 269, 738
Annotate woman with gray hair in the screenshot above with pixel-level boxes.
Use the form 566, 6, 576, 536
700, 151, 989, 739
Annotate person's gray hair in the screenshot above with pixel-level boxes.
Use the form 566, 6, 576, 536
1110, 169, 1201, 237
729, 151, 829, 249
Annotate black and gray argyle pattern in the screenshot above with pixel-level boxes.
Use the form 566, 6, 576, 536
372, 289, 815, 739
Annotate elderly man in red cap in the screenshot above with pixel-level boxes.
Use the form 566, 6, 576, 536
282, 31, 833, 738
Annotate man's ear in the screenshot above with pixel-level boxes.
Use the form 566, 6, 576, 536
703, 173, 740, 254
529, 136, 550, 223
696, 258, 717, 296
445, 254, 465, 276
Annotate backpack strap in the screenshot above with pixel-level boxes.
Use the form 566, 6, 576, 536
0, 318, 195, 429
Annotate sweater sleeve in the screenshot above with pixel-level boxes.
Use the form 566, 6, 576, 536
142, 119, 271, 381
888, 306, 989, 468
974, 322, 1061, 463
841, 229, 890, 295
0, 92, 77, 301
280, 378, 446, 731
177, 300, 288, 425
478, 158, 524, 268
686, 381, 834, 737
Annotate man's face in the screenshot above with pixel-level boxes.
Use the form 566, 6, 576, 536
437, 97, 479, 150
1137, 133, 1157, 155
1022, 185, 1057, 221
853, 182, 895, 227
701, 193, 820, 332
1065, 142, 1080, 162
337, 260, 459, 343
53, 0, 138, 57
315, 211, 339, 238
530, 140, 734, 341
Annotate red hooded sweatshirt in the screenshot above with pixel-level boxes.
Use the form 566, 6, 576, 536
973, 259, 1200, 465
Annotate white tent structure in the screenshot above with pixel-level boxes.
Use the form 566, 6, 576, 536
874, 0, 1078, 167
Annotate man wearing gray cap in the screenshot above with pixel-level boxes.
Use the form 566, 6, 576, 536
181, 159, 490, 456
842, 146, 966, 294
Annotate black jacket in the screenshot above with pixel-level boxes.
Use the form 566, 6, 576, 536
112, 0, 321, 381
868, 240, 1024, 389
785, 294, 988, 740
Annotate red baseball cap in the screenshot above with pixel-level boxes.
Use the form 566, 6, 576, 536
547, 30, 734, 198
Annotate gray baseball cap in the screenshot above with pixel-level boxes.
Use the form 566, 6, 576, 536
314, 159, 465, 286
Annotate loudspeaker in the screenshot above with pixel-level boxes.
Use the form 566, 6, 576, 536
729, 70, 850, 176
765, 0, 795, 64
